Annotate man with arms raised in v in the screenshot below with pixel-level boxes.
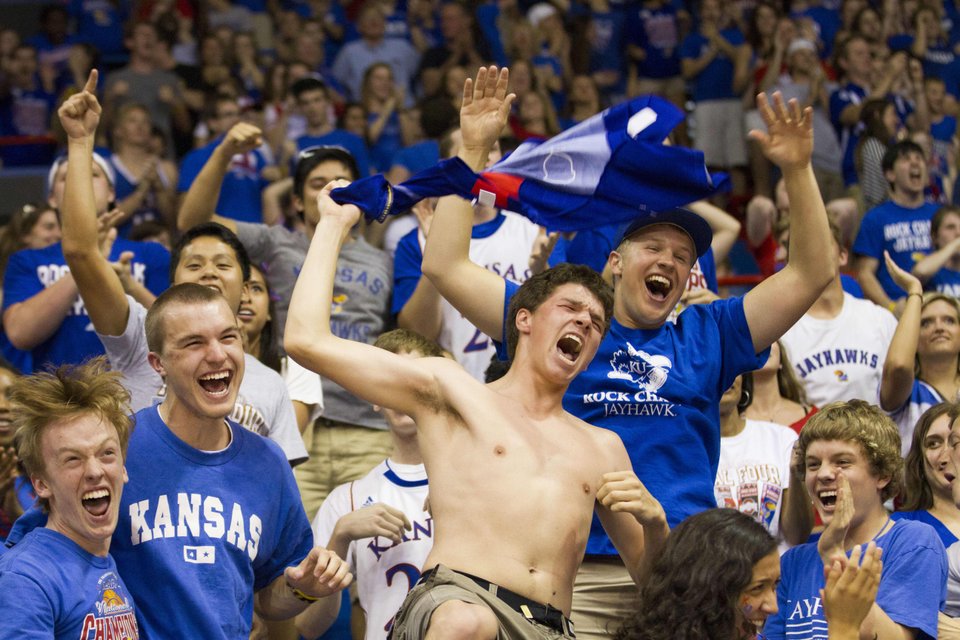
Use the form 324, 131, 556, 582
420, 66, 836, 637
285, 70, 669, 640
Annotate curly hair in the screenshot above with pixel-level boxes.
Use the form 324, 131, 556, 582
900, 402, 960, 511
614, 509, 777, 640
797, 400, 903, 501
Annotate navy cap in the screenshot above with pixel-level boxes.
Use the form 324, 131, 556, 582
619, 208, 713, 258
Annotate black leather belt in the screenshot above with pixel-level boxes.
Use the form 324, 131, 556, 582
419, 566, 576, 637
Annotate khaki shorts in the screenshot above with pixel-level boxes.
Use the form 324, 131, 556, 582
693, 99, 747, 168
390, 565, 576, 640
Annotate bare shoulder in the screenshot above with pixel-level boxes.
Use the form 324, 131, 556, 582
568, 413, 627, 452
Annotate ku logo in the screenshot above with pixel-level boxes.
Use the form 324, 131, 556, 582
834, 369, 848, 382
607, 342, 673, 392
331, 293, 348, 315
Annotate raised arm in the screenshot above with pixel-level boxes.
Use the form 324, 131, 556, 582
687, 199, 742, 263
744, 92, 837, 352
284, 182, 445, 420
879, 253, 923, 411
396, 199, 443, 340
911, 235, 960, 285
420, 66, 515, 340
58, 70, 130, 338
176, 123, 263, 233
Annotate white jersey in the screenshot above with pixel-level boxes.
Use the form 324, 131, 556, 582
716, 419, 797, 545
429, 211, 540, 380
312, 460, 432, 640
780, 293, 897, 407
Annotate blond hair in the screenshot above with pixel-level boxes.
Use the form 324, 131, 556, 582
12, 357, 132, 511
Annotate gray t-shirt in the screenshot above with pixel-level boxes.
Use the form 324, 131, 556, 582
98, 296, 308, 464
104, 67, 184, 140
235, 224, 392, 429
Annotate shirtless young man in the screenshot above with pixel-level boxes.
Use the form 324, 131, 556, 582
420, 66, 836, 637
284, 71, 669, 640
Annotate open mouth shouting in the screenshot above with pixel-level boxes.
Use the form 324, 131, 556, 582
198, 370, 233, 397
645, 274, 673, 302
557, 333, 584, 364
817, 489, 838, 509
82, 487, 112, 518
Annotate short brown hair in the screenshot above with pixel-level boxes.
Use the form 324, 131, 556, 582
505, 263, 614, 360
374, 328, 444, 358
12, 357, 132, 511
797, 400, 903, 501
145, 283, 227, 354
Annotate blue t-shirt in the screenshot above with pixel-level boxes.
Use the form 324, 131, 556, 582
391, 140, 439, 174
588, 9, 626, 89
927, 265, 960, 297
829, 82, 867, 186
110, 156, 168, 238
763, 519, 945, 640
110, 407, 314, 638
852, 200, 938, 299
0, 528, 139, 638
628, 4, 681, 79
893, 510, 960, 549
367, 110, 403, 174
679, 28, 745, 102
839, 273, 864, 298
177, 137, 271, 224
2, 240, 170, 372
505, 282, 768, 550
69, 0, 129, 58
295, 130, 372, 178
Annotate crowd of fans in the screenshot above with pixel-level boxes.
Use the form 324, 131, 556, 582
2, 0, 960, 638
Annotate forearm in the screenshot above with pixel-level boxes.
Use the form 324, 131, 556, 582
779, 486, 814, 546
178, 146, 232, 232
880, 292, 921, 409
911, 243, 959, 283
3, 277, 79, 350
125, 278, 156, 309
255, 575, 311, 620
682, 53, 715, 80
857, 266, 894, 308
859, 604, 914, 640
294, 595, 341, 640
688, 200, 741, 262
285, 220, 350, 364
397, 277, 443, 340
782, 164, 836, 296
115, 184, 151, 223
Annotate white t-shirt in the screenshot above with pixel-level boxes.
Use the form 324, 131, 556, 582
282, 356, 324, 423
312, 460, 432, 640
716, 418, 797, 542
408, 211, 540, 380
780, 293, 897, 407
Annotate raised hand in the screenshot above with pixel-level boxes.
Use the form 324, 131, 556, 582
219, 122, 263, 157
818, 474, 854, 566
821, 542, 883, 637
284, 547, 353, 599
334, 502, 412, 544
749, 92, 813, 173
317, 179, 362, 230
58, 70, 101, 140
883, 250, 922, 296
459, 66, 515, 154
597, 470, 667, 528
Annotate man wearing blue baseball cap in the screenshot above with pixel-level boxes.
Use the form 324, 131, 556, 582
419, 66, 836, 639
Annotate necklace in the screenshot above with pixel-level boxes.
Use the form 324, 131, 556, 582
869, 517, 892, 542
